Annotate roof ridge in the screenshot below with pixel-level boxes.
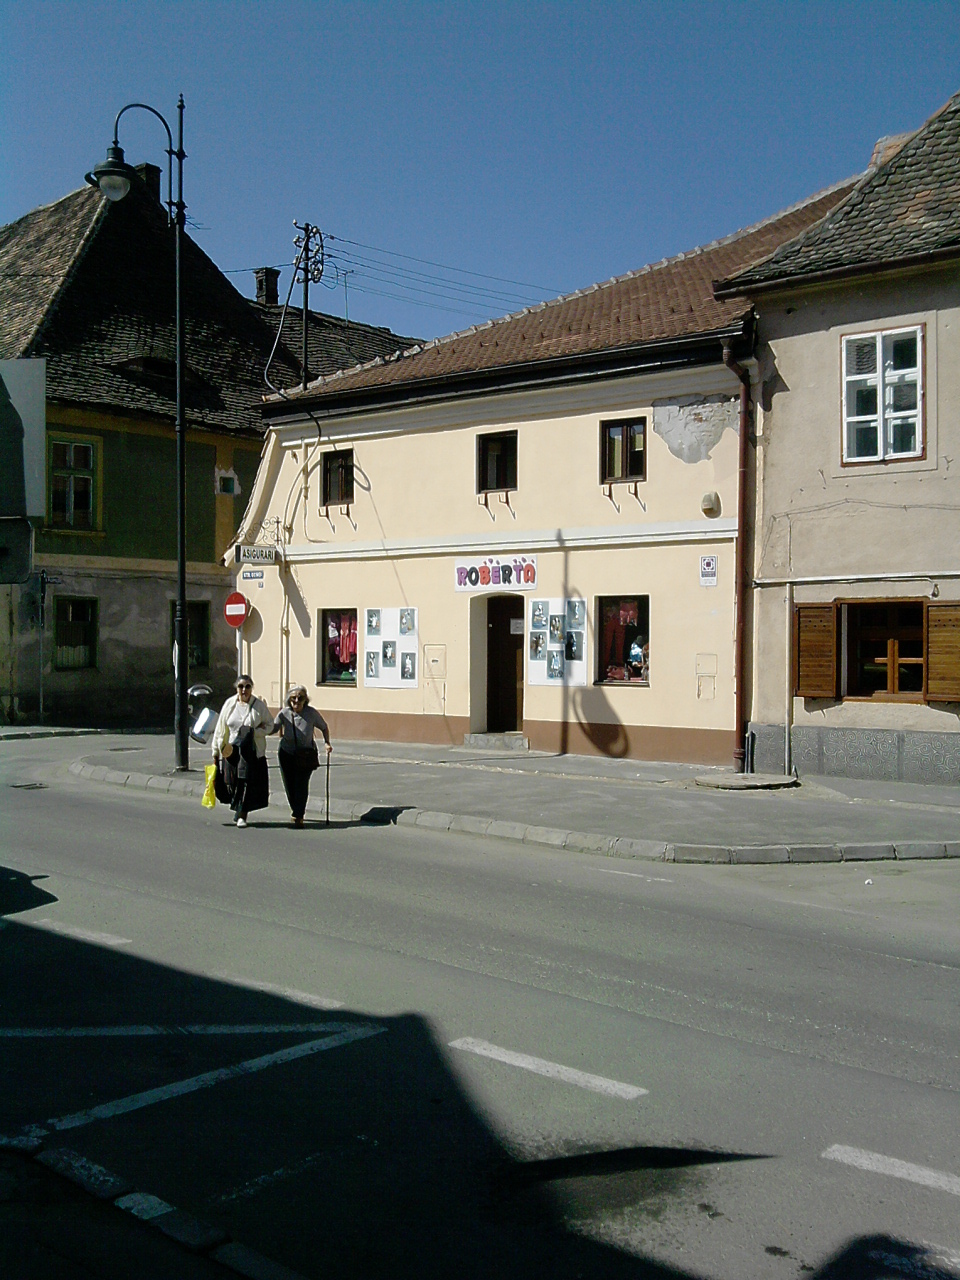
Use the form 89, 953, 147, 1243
716, 86, 960, 293
20, 187, 106, 357
281, 172, 862, 401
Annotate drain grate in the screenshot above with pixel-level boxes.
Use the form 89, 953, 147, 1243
10, 782, 47, 790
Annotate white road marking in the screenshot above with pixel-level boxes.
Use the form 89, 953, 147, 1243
41, 1023, 384, 1133
0, 1023, 342, 1038
449, 1037, 647, 1100
823, 1145, 960, 1197
213, 974, 344, 1010
592, 868, 674, 883
33, 920, 131, 946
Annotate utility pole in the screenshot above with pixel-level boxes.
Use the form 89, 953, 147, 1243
292, 222, 324, 391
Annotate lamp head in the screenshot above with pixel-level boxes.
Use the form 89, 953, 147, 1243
85, 142, 135, 202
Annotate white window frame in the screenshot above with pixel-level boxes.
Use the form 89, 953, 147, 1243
841, 325, 923, 463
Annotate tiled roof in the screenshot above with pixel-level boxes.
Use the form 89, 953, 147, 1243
0, 181, 413, 436
716, 90, 960, 296
274, 180, 857, 407
249, 302, 420, 387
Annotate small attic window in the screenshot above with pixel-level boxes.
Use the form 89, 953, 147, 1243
112, 356, 209, 398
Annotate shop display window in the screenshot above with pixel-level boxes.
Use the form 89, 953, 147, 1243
320, 608, 358, 684
597, 595, 650, 684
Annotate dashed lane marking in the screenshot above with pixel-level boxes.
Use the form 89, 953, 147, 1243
33, 919, 131, 946
212, 973, 345, 1010
823, 1145, 960, 1197
33, 1023, 385, 1135
591, 868, 674, 882
449, 1037, 647, 1100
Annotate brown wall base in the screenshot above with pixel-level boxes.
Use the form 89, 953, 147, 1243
311, 708, 735, 766
319, 710, 472, 749
523, 718, 736, 765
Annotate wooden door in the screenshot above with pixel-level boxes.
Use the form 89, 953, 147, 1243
486, 596, 524, 731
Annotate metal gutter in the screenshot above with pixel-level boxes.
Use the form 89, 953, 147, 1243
714, 245, 960, 299
261, 322, 752, 424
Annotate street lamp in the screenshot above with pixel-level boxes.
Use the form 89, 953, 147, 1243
86, 97, 190, 771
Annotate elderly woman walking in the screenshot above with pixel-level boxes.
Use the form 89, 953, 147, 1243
212, 674, 273, 827
271, 685, 332, 827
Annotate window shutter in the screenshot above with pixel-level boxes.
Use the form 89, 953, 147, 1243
925, 603, 960, 702
794, 604, 839, 698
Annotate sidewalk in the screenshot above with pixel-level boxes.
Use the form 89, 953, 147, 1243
39, 730, 960, 865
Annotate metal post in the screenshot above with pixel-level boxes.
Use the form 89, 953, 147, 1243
301, 223, 310, 391
38, 568, 46, 723
173, 96, 190, 770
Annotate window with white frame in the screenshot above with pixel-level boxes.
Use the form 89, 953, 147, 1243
842, 327, 922, 462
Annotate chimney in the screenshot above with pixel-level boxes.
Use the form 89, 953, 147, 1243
134, 163, 162, 203
255, 267, 280, 306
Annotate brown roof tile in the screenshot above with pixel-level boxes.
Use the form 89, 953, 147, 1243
278, 180, 857, 407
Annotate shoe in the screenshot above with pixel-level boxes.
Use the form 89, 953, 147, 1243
293, 817, 304, 828
236, 818, 247, 828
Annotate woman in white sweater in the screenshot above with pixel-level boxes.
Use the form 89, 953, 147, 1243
212, 674, 273, 827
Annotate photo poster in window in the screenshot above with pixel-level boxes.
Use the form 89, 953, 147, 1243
363, 607, 418, 688
528, 597, 587, 687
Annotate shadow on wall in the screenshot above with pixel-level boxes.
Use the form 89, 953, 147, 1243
571, 686, 629, 758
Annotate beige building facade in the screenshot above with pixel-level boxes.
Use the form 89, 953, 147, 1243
717, 90, 960, 781
234, 367, 744, 762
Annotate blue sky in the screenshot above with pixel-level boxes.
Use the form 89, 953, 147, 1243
2, 1, 959, 341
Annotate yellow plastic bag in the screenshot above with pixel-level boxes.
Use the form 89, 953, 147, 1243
202, 762, 217, 808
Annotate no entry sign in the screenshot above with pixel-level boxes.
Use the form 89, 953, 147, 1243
224, 592, 249, 628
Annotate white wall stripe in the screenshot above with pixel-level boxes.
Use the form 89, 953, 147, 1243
47, 1023, 384, 1132
0, 1024, 342, 1038
449, 1037, 647, 1100
34, 920, 131, 946
822, 1145, 960, 1197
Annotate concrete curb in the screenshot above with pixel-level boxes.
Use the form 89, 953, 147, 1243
66, 759, 960, 865
26, 1146, 308, 1279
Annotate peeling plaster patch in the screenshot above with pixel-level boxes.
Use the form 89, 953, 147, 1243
653, 396, 738, 464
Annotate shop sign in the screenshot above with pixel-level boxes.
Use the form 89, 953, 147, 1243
454, 555, 537, 592
236, 544, 276, 564
700, 555, 717, 588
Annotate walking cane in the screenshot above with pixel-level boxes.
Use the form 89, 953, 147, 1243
325, 748, 331, 826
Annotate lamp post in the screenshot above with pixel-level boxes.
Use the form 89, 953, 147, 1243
86, 97, 190, 770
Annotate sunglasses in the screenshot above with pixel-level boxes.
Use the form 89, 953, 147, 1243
237, 684, 252, 691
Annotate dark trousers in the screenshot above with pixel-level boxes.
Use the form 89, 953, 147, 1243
278, 749, 312, 820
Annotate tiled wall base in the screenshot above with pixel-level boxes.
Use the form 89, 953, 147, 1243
750, 722, 960, 784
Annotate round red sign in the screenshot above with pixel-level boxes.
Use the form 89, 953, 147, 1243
224, 591, 249, 629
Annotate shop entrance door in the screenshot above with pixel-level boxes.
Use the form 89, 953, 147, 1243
487, 596, 524, 732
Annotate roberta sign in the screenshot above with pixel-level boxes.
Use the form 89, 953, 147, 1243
454, 555, 537, 592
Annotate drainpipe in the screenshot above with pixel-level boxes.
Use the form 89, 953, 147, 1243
723, 344, 752, 774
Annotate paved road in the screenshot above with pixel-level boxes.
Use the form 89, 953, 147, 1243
1, 736, 958, 1279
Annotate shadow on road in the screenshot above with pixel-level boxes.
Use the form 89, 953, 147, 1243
0, 866, 57, 916
0, 876, 950, 1279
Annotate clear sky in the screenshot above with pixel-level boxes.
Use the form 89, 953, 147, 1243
2, 1, 959, 342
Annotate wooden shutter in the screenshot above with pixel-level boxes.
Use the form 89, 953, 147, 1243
925, 603, 960, 701
794, 603, 839, 698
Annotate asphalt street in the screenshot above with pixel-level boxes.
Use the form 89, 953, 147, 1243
1, 735, 958, 1279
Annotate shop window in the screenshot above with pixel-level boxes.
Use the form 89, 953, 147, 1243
794, 599, 960, 702
49, 438, 97, 529
597, 596, 650, 684
320, 608, 358, 684
323, 450, 354, 506
600, 417, 646, 484
842, 327, 922, 462
55, 597, 98, 670
477, 431, 517, 493
169, 601, 210, 671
